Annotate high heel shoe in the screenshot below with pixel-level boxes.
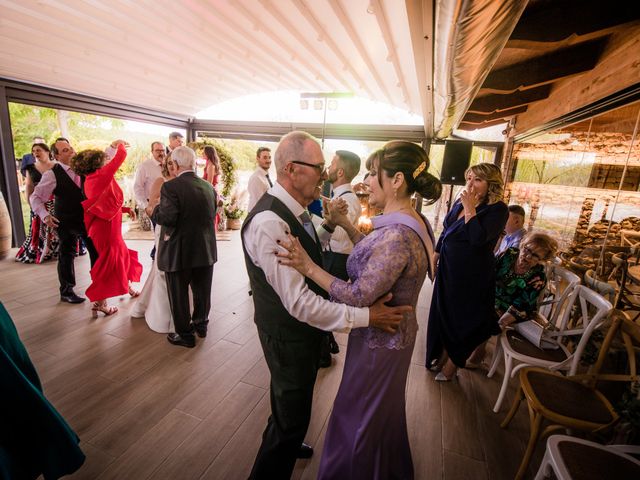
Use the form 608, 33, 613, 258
435, 368, 459, 382
91, 302, 118, 318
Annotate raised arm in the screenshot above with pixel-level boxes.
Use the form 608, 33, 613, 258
461, 201, 508, 247
100, 142, 128, 178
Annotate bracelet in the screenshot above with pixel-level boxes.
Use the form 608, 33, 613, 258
321, 223, 335, 234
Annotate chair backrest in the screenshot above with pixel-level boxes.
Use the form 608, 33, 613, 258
585, 269, 616, 304
578, 310, 640, 388
539, 264, 581, 328
559, 285, 613, 375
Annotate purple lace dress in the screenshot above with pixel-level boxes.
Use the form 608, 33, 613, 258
318, 212, 434, 480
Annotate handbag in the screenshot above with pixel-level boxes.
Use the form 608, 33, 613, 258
514, 317, 559, 350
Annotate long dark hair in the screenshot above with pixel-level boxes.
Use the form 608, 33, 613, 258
203, 145, 221, 172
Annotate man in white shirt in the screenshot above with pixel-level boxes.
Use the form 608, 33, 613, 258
241, 131, 409, 478
496, 204, 527, 255
133, 142, 165, 211
317, 150, 362, 364
246, 146, 272, 211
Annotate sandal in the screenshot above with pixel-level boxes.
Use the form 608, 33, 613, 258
91, 301, 118, 318
128, 286, 140, 298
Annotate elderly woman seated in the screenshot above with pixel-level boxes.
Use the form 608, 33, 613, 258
466, 232, 558, 368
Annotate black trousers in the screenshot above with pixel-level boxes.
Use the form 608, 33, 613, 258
250, 329, 322, 479
57, 223, 98, 296
165, 265, 213, 337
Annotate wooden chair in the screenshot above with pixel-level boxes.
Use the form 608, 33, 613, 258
490, 285, 611, 413
501, 310, 640, 480
611, 252, 640, 321
487, 265, 580, 388
534, 434, 640, 479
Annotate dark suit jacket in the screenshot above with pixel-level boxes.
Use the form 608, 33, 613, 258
152, 171, 217, 272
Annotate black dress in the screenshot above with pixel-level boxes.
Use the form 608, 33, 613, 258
426, 199, 508, 367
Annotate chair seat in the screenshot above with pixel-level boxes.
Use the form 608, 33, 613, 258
506, 330, 569, 363
524, 370, 615, 424
557, 440, 640, 479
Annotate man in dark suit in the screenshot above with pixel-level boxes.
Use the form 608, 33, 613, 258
151, 146, 217, 348
30, 137, 99, 303
241, 131, 411, 478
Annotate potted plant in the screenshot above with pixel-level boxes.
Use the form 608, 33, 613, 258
224, 193, 245, 230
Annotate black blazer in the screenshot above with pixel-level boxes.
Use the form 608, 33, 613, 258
152, 172, 217, 272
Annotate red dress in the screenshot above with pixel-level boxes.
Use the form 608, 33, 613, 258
82, 144, 143, 301
203, 165, 221, 231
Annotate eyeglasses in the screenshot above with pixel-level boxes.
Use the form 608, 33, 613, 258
521, 246, 542, 261
290, 160, 325, 174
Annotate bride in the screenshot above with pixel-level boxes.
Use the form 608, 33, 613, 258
130, 154, 177, 332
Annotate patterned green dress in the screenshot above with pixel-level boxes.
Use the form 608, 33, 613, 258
495, 248, 547, 322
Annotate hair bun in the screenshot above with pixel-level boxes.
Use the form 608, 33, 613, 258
413, 172, 442, 205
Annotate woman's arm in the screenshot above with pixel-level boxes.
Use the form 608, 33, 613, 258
278, 227, 411, 307
461, 201, 509, 247
101, 142, 128, 178
145, 177, 164, 216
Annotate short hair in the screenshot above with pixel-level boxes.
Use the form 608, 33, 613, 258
508, 204, 526, 218
335, 150, 361, 182
51, 137, 70, 156
256, 147, 271, 158
31, 142, 51, 154
71, 149, 105, 176
169, 131, 184, 140
465, 163, 504, 205
151, 141, 164, 152
274, 131, 319, 171
171, 146, 196, 170
521, 232, 558, 261
368, 141, 442, 205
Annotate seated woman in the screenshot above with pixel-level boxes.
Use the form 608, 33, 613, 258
71, 141, 143, 316
130, 154, 178, 332
467, 231, 558, 366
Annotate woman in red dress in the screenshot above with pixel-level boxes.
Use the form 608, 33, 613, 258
202, 145, 222, 231
71, 141, 143, 316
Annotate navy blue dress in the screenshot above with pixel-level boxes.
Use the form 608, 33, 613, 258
426, 199, 508, 367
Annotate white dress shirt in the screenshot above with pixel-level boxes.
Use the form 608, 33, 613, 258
247, 167, 272, 211
30, 162, 81, 221
321, 184, 361, 254
134, 157, 163, 208
243, 182, 369, 332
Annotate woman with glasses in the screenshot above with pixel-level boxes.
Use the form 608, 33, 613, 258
426, 162, 509, 381
276, 141, 441, 480
466, 232, 558, 366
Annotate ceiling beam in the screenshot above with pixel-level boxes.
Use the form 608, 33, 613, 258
467, 85, 552, 114
510, 0, 640, 43
482, 36, 609, 92
462, 105, 528, 123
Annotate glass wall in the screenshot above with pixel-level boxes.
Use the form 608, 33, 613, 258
506, 101, 640, 292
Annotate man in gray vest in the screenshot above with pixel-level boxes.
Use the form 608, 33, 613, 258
241, 131, 410, 479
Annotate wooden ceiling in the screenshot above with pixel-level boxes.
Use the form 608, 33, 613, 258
458, 0, 640, 134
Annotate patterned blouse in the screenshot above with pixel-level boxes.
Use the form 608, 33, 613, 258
495, 247, 546, 322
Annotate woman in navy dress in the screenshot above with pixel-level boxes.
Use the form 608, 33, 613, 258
426, 162, 508, 381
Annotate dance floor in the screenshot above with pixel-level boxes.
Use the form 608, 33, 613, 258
1, 231, 542, 479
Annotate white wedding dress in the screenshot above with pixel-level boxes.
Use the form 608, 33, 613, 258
131, 225, 174, 333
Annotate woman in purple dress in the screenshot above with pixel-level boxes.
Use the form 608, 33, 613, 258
277, 141, 441, 479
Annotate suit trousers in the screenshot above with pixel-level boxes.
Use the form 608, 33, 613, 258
165, 265, 213, 337
57, 223, 98, 296
250, 329, 322, 479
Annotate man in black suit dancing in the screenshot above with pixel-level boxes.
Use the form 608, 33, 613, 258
30, 137, 98, 303
152, 146, 217, 348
